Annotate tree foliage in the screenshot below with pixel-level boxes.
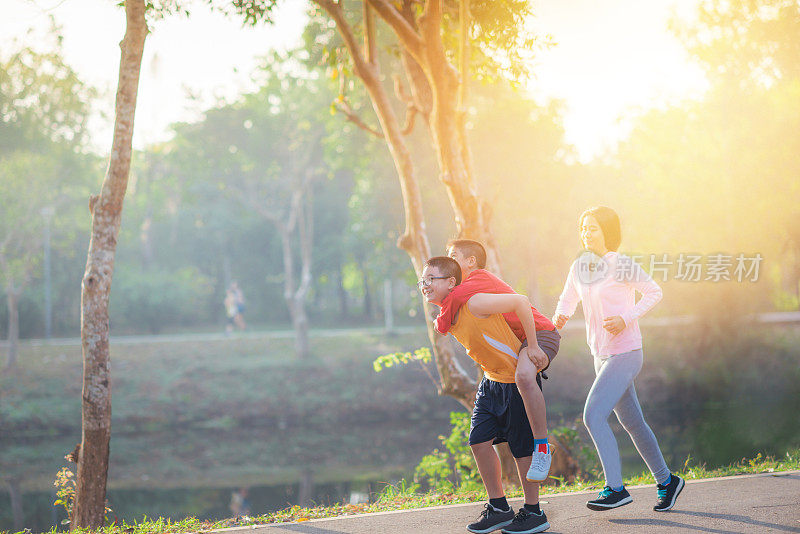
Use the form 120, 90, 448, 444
0, 32, 97, 365
0, 30, 96, 153
674, 0, 800, 88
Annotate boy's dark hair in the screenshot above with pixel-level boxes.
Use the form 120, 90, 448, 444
425, 256, 462, 285
579, 206, 621, 251
446, 239, 487, 269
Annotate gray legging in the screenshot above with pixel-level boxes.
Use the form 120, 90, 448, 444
583, 349, 670, 488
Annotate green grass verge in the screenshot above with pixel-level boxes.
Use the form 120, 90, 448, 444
16, 449, 799, 534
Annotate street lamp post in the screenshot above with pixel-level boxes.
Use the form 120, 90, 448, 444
41, 206, 54, 339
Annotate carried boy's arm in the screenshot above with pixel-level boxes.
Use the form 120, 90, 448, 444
467, 292, 529, 317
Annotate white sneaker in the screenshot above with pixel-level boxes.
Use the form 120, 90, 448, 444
526, 449, 551, 482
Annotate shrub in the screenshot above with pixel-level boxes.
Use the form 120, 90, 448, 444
110, 266, 215, 333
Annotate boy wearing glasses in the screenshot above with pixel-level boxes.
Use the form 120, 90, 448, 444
420, 256, 551, 534
442, 240, 559, 484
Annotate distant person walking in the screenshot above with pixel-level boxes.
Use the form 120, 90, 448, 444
230, 281, 246, 330
229, 487, 251, 517
224, 281, 246, 333
552, 206, 684, 512
224, 289, 238, 334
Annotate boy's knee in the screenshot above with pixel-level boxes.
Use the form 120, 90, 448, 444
470, 440, 493, 453
515, 366, 538, 390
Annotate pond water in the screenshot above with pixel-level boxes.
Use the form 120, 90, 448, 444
3, 393, 798, 533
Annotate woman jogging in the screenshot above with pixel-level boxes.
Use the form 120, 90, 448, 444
553, 206, 684, 512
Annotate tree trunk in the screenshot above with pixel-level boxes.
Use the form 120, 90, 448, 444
366, 0, 502, 273
278, 226, 304, 358
336, 267, 349, 317
419, 3, 500, 270
316, 0, 477, 408
295, 188, 313, 356
8, 478, 23, 531
288, 295, 311, 359
383, 279, 394, 332
4, 286, 19, 369
140, 211, 154, 268
350, 0, 523, 484
297, 469, 314, 506
73, 0, 146, 529
276, 186, 314, 360
361, 262, 373, 319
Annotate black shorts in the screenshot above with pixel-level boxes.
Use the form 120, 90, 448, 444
468, 329, 559, 457
469, 377, 538, 458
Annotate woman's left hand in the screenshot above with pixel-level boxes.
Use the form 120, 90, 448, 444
603, 315, 626, 335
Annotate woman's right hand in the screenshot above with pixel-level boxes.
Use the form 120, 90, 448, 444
552, 314, 569, 329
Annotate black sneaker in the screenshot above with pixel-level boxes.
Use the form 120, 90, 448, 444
654, 474, 685, 511
467, 503, 515, 533
586, 486, 633, 511
501, 508, 550, 533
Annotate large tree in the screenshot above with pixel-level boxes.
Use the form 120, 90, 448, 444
233, 0, 546, 484
72, 0, 147, 527
163, 53, 342, 357
236, 0, 542, 407
227, 60, 335, 359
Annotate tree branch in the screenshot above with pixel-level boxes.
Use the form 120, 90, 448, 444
313, 0, 372, 77
364, 1, 378, 65
392, 73, 421, 135
392, 73, 414, 106
335, 99, 384, 138
296, 185, 314, 300
367, 0, 424, 61
458, 0, 470, 111
400, 105, 419, 135
286, 188, 303, 234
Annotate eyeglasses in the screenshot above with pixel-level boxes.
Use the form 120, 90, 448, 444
417, 276, 450, 288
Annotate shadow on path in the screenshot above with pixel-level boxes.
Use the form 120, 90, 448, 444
611, 509, 800, 534
263, 524, 343, 534
672, 509, 800, 533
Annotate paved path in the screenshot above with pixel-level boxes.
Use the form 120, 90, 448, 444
2, 325, 425, 347
5, 311, 799, 348
221, 471, 800, 534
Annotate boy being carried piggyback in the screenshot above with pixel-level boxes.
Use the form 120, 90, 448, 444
440, 240, 560, 480
420, 254, 557, 534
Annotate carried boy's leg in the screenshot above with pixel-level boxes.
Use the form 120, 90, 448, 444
515, 355, 550, 482
515, 356, 547, 439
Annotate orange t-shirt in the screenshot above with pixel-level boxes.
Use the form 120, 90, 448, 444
449, 302, 522, 383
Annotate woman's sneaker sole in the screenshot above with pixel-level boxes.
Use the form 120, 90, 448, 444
654, 476, 685, 511
586, 495, 633, 511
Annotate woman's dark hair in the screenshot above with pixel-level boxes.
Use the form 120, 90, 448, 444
424, 256, 462, 285
579, 206, 621, 251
